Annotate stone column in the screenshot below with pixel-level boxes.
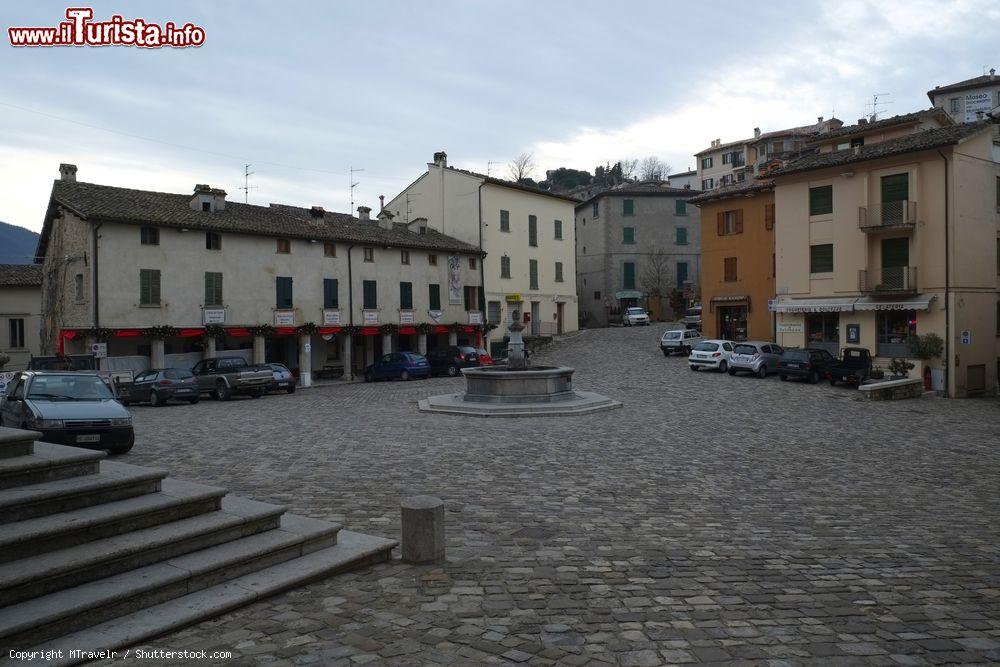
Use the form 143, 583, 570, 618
417, 333, 428, 355
150, 338, 165, 369
252, 335, 266, 364
298, 334, 312, 387
365, 337, 375, 366
342, 334, 353, 381
203, 337, 217, 360
382, 332, 393, 356
400, 495, 445, 564
448, 330, 458, 346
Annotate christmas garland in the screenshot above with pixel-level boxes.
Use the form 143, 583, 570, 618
296, 322, 319, 335
203, 324, 226, 339
143, 325, 179, 340
448, 322, 464, 332
380, 323, 399, 335
248, 323, 276, 337
82, 326, 116, 341
415, 322, 433, 334
342, 325, 360, 335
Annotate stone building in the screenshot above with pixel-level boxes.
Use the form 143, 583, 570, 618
927, 69, 1000, 140
574, 182, 701, 327
0, 264, 42, 372
35, 164, 484, 382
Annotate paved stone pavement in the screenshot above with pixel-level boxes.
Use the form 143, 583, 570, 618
98, 327, 1000, 666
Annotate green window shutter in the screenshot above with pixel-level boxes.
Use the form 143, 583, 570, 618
323, 278, 338, 309
276, 276, 293, 308
676, 227, 688, 245
529, 260, 538, 290
500, 210, 510, 232
809, 185, 833, 216
809, 244, 834, 273
592, 202, 599, 217
675, 200, 686, 216
623, 199, 634, 216
623, 262, 636, 289
881, 173, 909, 202
428, 284, 441, 310
205, 272, 222, 306
677, 262, 688, 286
362, 280, 377, 309
554, 219, 562, 239
399, 281, 413, 309
140, 269, 161, 305
996, 176, 1000, 208
500, 256, 511, 278
528, 215, 537, 246
881, 238, 909, 268
623, 227, 635, 244
555, 262, 563, 282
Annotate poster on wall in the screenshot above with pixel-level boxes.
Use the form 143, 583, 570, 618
203, 309, 226, 325
846, 324, 860, 344
776, 322, 803, 334
447, 255, 462, 304
428, 310, 443, 323
964, 91, 993, 122
322, 309, 341, 325
273, 310, 295, 326
468, 311, 483, 325
362, 310, 379, 325
399, 310, 415, 324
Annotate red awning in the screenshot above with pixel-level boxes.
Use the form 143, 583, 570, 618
462, 326, 474, 333
274, 327, 297, 336
399, 326, 416, 335
227, 327, 250, 338
433, 325, 448, 334
114, 329, 142, 337
318, 326, 341, 335
178, 328, 203, 338
360, 327, 380, 336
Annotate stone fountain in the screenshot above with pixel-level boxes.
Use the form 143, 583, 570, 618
418, 310, 621, 417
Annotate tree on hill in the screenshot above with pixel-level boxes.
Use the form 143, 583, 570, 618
639, 156, 670, 181
508, 152, 537, 183
545, 167, 592, 191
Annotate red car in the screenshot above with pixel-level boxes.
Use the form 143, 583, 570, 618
476, 348, 494, 366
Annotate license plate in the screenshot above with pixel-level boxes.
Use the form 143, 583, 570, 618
790, 363, 801, 368
77, 434, 101, 443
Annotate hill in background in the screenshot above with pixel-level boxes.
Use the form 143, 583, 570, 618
0, 221, 39, 264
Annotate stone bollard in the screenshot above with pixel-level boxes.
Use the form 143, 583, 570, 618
400, 495, 445, 564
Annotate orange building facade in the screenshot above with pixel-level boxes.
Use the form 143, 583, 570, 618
689, 181, 776, 341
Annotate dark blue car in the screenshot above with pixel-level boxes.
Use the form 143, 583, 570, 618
364, 352, 430, 382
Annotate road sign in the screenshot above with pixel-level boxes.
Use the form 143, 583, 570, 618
90, 342, 107, 358
767, 299, 777, 312
960, 330, 971, 345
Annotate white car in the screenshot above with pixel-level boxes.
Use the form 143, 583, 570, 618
728, 341, 784, 378
688, 339, 735, 372
660, 328, 704, 356
623, 307, 650, 326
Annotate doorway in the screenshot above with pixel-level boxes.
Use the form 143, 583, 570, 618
556, 303, 565, 335
718, 305, 748, 341
806, 312, 840, 356
530, 301, 540, 336
881, 237, 909, 290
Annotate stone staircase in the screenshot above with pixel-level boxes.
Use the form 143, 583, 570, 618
0, 427, 396, 665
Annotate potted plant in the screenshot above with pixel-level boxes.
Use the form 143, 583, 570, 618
888, 357, 915, 379
870, 364, 885, 380
908, 333, 943, 390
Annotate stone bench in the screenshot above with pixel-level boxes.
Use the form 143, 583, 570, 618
858, 377, 923, 401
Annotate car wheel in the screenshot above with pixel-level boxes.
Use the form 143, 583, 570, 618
830, 377, 837, 386
718, 360, 728, 373
109, 432, 135, 455
689, 365, 698, 372
188, 397, 200, 404
447, 365, 458, 377
365, 371, 374, 383
727, 368, 736, 376
809, 371, 820, 384
662, 349, 670, 357
401, 370, 410, 382
286, 385, 296, 394
149, 390, 162, 407
250, 389, 262, 398
756, 366, 767, 379
779, 374, 788, 382
214, 381, 231, 401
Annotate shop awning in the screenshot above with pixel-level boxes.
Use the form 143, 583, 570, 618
772, 297, 858, 313
710, 294, 749, 303
853, 294, 935, 311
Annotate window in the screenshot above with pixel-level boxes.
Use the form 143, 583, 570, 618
8, 318, 24, 348
500, 210, 510, 232
500, 256, 511, 279
809, 185, 833, 216
850, 137, 864, 148
701, 178, 714, 190
276, 238, 291, 253
722, 152, 732, 164
676, 227, 688, 245
771, 141, 783, 153
764, 203, 775, 230
201, 201, 211, 212
996, 176, 1000, 210
810, 244, 834, 273
701, 156, 713, 169
529, 259, 539, 290
401, 250, 410, 265
677, 261, 688, 287
528, 215, 538, 247
881, 173, 909, 203
622, 227, 636, 244
996, 238, 999, 275
140, 227, 159, 245
275, 276, 293, 308
717, 210, 743, 235
428, 284, 441, 310
463, 286, 478, 312
592, 202, 599, 217
623, 199, 634, 217
554, 219, 563, 240
324, 278, 338, 309
204, 272, 223, 306
593, 291, 601, 300
487, 300, 501, 324
623, 262, 636, 290
675, 200, 687, 216
950, 97, 960, 113
363, 247, 374, 262
324, 242, 336, 257
555, 261, 564, 282
469, 257, 477, 270
724, 257, 737, 282
205, 232, 221, 250
428, 254, 438, 266
139, 269, 161, 305
362, 280, 377, 309
399, 281, 413, 310
74, 273, 84, 301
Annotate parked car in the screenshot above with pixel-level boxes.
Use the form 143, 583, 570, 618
123, 368, 200, 406
365, 352, 430, 381
828, 347, 873, 386
728, 341, 784, 378
688, 339, 734, 372
778, 347, 837, 384
426, 345, 480, 377
682, 306, 702, 330
660, 328, 704, 356
262, 363, 297, 394
191, 357, 272, 401
0, 371, 134, 454
622, 307, 650, 326
476, 348, 495, 366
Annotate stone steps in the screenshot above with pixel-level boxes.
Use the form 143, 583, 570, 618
0, 442, 104, 490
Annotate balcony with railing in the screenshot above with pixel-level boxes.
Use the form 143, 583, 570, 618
859, 266, 917, 295
858, 200, 917, 232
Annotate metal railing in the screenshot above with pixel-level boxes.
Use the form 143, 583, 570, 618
858, 200, 917, 230
859, 266, 917, 294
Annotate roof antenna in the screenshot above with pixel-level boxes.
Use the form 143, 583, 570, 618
349, 166, 364, 215
238, 164, 258, 203
487, 161, 499, 177
865, 93, 891, 121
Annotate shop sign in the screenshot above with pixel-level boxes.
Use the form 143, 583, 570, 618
964, 91, 993, 122
468, 311, 483, 325
776, 322, 803, 334
504, 293, 522, 302
399, 310, 415, 324
273, 310, 295, 326
322, 309, 341, 326
362, 310, 379, 326
202, 308, 226, 325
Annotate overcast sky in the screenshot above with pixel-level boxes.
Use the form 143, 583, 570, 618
2, 0, 998, 239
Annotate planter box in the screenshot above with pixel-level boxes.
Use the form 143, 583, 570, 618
858, 377, 923, 401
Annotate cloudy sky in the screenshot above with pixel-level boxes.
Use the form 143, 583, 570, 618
2, 0, 998, 237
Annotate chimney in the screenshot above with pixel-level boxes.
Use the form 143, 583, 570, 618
59, 163, 77, 182
433, 151, 448, 168
310, 206, 325, 218
858, 118, 868, 126
357, 206, 371, 221
817, 116, 824, 123
378, 195, 385, 212
753, 127, 761, 138
191, 184, 226, 212
991, 67, 996, 79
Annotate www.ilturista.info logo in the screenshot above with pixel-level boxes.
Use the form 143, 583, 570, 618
8, 7, 205, 48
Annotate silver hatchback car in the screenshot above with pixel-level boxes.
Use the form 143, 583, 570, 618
728, 341, 784, 378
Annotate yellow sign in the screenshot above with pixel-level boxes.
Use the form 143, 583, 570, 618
504, 293, 522, 302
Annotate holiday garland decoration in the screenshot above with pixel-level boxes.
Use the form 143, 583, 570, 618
248, 323, 276, 337
81, 326, 116, 341
380, 323, 399, 335
296, 322, 320, 335
203, 324, 226, 339
415, 322, 433, 334
342, 325, 360, 335
143, 325, 180, 340
448, 322, 464, 332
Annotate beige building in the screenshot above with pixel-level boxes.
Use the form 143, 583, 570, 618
928, 69, 1000, 140
35, 164, 484, 382
0, 264, 42, 372
770, 114, 1000, 397
386, 152, 579, 355
695, 137, 752, 191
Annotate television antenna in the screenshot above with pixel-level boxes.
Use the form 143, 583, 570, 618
404, 192, 421, 224
349, 166, 364, 214
238, 164, 258, 203
865, 93, 892, 121
487, 161, 500, 177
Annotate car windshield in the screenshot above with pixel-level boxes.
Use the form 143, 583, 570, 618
458, 347, 477, 354
693, 342, 718, 352
27, 375, 114, 400
164, 369, 193, 380
268, 364, 289, 372
627, 308, 645, 314
733, 344, 758, 354
783, 349, 809, 361
664, 331, 683, 339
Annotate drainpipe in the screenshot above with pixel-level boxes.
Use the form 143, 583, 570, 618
347, 243, 356, 380
92, 220, 102, 328
937, 150, 951, 398
478, 182, 487, 346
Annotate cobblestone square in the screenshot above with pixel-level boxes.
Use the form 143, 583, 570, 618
107, 327, 1000, 666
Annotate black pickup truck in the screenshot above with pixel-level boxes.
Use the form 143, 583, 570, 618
828, 347, 873, 386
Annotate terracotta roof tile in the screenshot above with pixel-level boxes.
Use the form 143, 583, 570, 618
0, 263, 42, 287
